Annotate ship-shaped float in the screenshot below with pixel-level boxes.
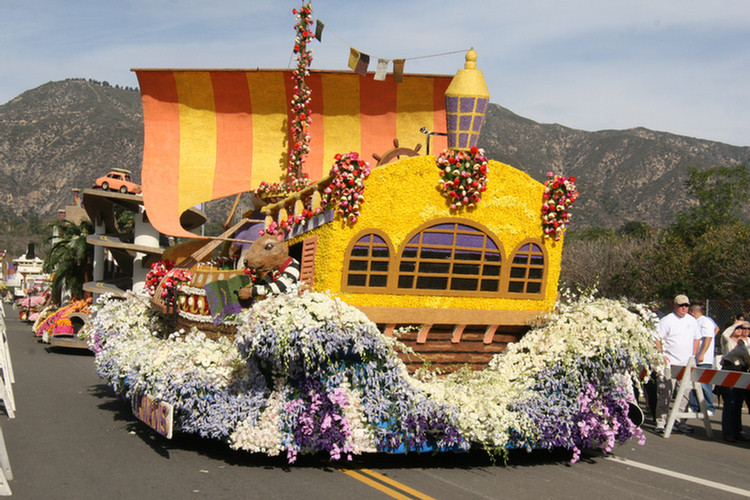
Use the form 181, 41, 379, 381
137, 49, 565, 373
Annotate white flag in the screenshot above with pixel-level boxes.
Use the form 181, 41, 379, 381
374, 58, 390, 81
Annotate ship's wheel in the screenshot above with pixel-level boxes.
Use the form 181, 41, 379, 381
372, 139, 422, 166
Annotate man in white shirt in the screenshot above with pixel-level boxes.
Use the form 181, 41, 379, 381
688, 303, 718, 414
654, 294, 700, 434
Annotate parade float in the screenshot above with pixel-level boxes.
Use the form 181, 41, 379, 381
84, 3, 661, 463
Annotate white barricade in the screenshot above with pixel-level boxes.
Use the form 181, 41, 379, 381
0, 307, 13, 495
0, 316, 13, 419
664, 358, 750, 438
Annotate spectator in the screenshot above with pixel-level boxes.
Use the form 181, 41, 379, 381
719, 321, 750, 442
653, 294, 700, 434
688, 304, 718, 414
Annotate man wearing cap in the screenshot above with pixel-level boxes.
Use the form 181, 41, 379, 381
653, 294, 701, 434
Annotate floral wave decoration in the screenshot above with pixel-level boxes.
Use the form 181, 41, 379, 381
32, 297, 91, 342
87, 289, 660, 463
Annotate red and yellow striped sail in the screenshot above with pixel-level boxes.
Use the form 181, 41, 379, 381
135, 69, 452, 238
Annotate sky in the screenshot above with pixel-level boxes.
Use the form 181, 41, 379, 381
2, 0, 749, 146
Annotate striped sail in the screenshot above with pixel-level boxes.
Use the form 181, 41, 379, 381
135, 69, 452, 238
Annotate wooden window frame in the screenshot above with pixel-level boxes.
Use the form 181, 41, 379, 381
506, 238, 548, 299
341, 229, 394, 292
392, 218, 506, 298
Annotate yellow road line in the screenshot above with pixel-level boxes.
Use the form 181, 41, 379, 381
339, 468, 438, 500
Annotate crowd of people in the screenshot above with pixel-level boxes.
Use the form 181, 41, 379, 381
648, 295, 750, 442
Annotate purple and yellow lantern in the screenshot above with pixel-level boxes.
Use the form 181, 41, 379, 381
445, 49, 490, 150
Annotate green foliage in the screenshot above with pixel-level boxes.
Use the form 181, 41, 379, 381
116, 209, 135, 233
617, 220, 653, 238
43, 219, 95, 304
562, 166, 750, 301
672, 165, 750, 240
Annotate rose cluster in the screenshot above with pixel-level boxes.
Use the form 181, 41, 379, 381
541, 172, 578, 241
436, 146, 489, 210
144, 260, 175, 297
322, 152, 370, 224
264, 207, 325, 238
159, 268, 193, 307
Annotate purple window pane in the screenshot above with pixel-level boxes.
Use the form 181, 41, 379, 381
446, 114, 458, 131
455, 233, 484, 248
402, 246, 418, 259
357, 235, 371, 244
460, 115, 472, 131
448, 132, 458, 149
460, 97, 476, 113
433, 223, 456, 230
476, 98, 488, 114
468, 132, 478, 148
485, 239, 498, 250
458, 133, 468, 149
520, 243, 531, 252
408, 234, 420, 244
445, 96, 459, 113
372, 234, 385, 244
472, 116, 484, 132
530, 244, 542, 253
422, 232, 454, 246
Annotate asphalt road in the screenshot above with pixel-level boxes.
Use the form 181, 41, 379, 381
1, 303, 748, 500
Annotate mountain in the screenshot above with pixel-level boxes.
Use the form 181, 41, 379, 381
1, 79, 749, 238
480, 105, 750, 228
0, 79, 143, 227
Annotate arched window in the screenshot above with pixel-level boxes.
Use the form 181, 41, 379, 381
342, 230, 392, 290
507, 241, 546, 296
396, 220, 503, 296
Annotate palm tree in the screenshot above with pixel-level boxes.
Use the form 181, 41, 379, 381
43, 219, 94, 304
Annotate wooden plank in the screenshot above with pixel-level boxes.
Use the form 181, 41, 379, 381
451, 324, 465, 343
416, 324, 432, 344
383, 324, 396, 337
357, 305, 544, 326
391, 342, 511, 354
483, 324, 499, 344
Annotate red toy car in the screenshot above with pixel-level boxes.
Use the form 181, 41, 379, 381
94, 169, 142, 194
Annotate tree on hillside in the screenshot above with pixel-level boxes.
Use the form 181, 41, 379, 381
672, 165, 750, 239
43, 219, 94, 304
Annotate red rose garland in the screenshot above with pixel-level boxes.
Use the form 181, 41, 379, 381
287, 3, 314, 183
252, 176, 311, 200
322, 152, 370, 224
436, 146, 489, 210
542, 172, 578, 241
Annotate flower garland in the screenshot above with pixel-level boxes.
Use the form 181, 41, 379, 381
436, 146, 489, 210
286, 2, 314, 183
542, 172, 578, 241
321, 152, 370, 224
252, 176, 311, 201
